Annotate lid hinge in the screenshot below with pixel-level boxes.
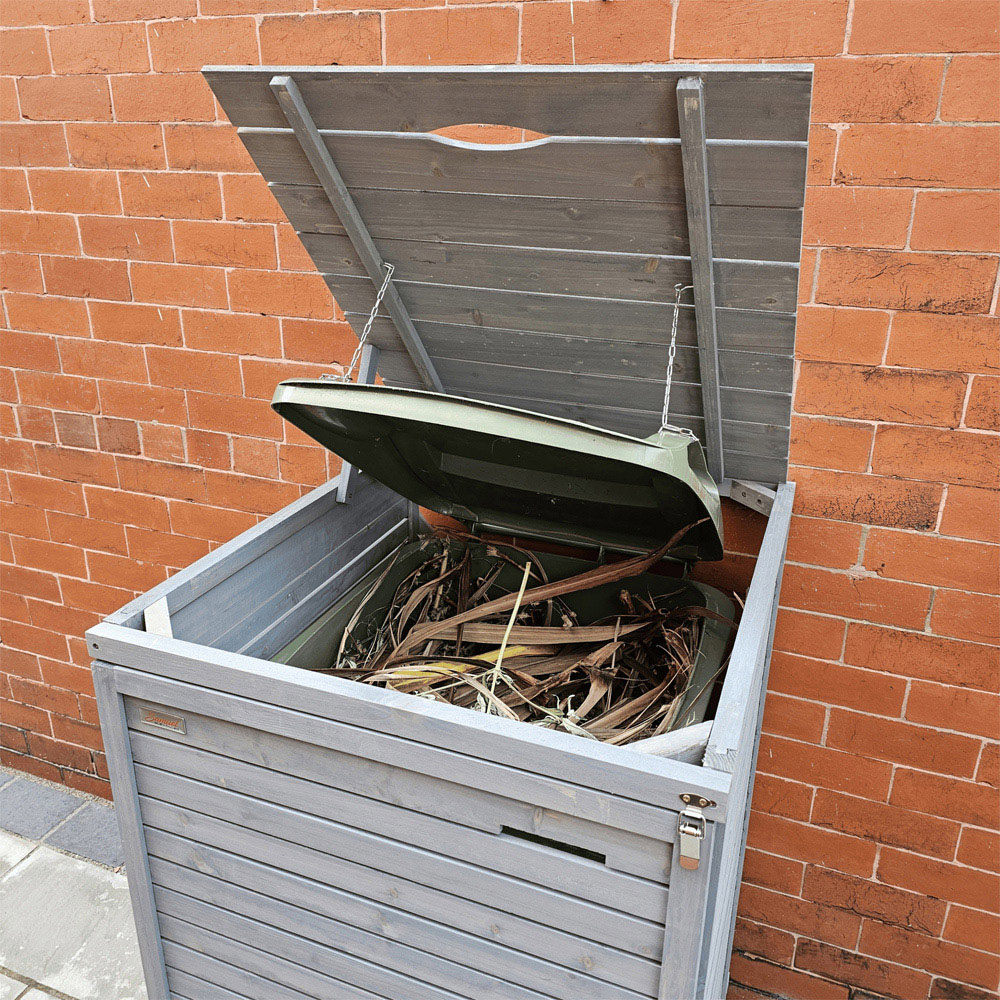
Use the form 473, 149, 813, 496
677, 793, 714, 871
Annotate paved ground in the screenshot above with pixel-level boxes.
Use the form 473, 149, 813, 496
0, 768, 146, 1000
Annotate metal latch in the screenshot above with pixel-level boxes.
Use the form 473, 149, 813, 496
678, 793, 714, 870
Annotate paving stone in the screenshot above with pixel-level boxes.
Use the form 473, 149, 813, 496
0, 845, 146, 1000
0, 971, 30, 1000
0, 830, 36, 877
0, 780, 81, 841
0, 772, 18, 792
44, 802, 124, 869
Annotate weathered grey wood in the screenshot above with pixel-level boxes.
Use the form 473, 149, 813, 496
240, 128, 807, 207
630, 720, 713, 762
205, 66, 813, 141
126, 701, 670, 882
658, 821, 717, 999
144, 815, 662, 978
90, 664, 170, 1000
337, 343, 380, 504
302, 233, 799, 313
678, 77, 725, 483
166, 957, 307, 1000
274, 184, 805, 262
269, 75, 442, 393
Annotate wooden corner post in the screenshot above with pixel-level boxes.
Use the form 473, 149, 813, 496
677, 77, 725, 484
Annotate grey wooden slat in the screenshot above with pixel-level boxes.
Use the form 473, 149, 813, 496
133, 755, 668, 922
160, 913, 402, 1000
630, 720, 713, 762
205, 66, 813, 141
273, 184, 804, 262
302, 233, 798, 313
270, 75, 442, 393
139, 792, 662, 958
151, 858, 653, 1000
240, 129, 807, 208
678, 76, 725, 482
111, 665, 698, 841
144, 816, 662, 979
126, 702, 670, 883
167, 959, 283, 1000
90, 664, 170, 1000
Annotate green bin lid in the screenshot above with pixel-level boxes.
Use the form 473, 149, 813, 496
272, 381, 724, 561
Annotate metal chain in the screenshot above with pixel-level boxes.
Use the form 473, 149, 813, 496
323, 262, 395, 382
658, 282, 695, 442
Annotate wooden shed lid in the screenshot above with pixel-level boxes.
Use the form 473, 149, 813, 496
205, 64, 812, 486
273, 381, 724, 560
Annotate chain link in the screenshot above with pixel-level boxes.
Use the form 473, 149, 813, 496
322, 262, 395, 382
658, 282, 695, 443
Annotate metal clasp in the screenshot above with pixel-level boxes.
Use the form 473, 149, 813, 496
678, 793, 714, 871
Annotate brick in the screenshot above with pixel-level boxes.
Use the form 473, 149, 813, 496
204, 0, 308, 10
58, 338, 148, 384
241, 358, 319, 399
95, 416, 140, 456
751, 773, 813, 822
274, 224, 315, 272
88, 300, 182, 346
67, 123, 166, 170
872, 425, 999, 490
907, 683, 999, 740
49, 22, 149, 75
729, 953, 849, 1000
8, 472, 85, 515
0, 170, 30, 212
3, 27, 52, 75
173, 221, 276, 269
27, 732, 92, 772
803, 187, 913, 249
1, 212, 80, 255
935, 590, 999, 645
797, 306, 893, 369
0, 750, 63, 784
50, 714, 102, 753
886, 313, 999, 376
865, 531, 999, 594
60, 578, 133, 617
18, 75, 112, 122
221, 174, 285, 225
740, 883, 861, 950
758, 733, 893, 798
774, 608, 846, 661
78, 216, 174, 262
807, 124, 838, 185
168, 500, 256, 543
1, 253, 45, 294
281, 317, 358, 364
125, 526, 210, 568
732, 917, 795, 967
4, 437, 38, 474
119, 170, 223, 220
811, 56, 945, 123
2, 0, 90, 25
148, 17, 258, 72
6, 294, 89, 339
741, 848, 804, 895
940, 486, 1000, 544
812, 788, 961, 858
30, 600, 98, 639
260, 12, 382, 64
0, 77, 17, 120
163, 124, 256, 173
769, 652, 907, 715
568, 0, 673, 64
861, 920, 999, 992
3, 330, 60, 372
674, 0, 848, 58
3, 619, 72, 664
85, 484, 169, 531
3, 498, 51, 536
817, 249, 997, 314
181, 310, 281, 357
849, 0, 999, 54
130, 262, 229, 310
795, 938, 932, 1000
53, 411, 96, 450
944, 905, 1000, 955
17, 371, 98, 413
965, 376, 998, 431
188, 391, 281, 439
803, 866, 946, 936
232, 437, 278, 479
111, 73, 216, 123
519, 1, 573, 64
92, 0, 196, 17
34, 444, 118, 489
98, 380, 187, 426
278, 443, 327, 486
911, 192, 1000, 254
204, 470, 300, 515
11, 533, 88, 579
1, 123, 69, 167
146, 347, 242, 395
826, 709, 982, 778
140, 422, 185, 463
1, 564, 60, 603
385, 7, 516, 64
836, 124, 1000, 189
41, 256, 131, 301
845, 624, 998, 691
781, 563, 931, 630
227, 269, 333, 319
1, 697, 50, 734
941, 54, 1000, 122
957, 828, 999, 873
891, 769, 999, 831
185, 429, 231, 471
116, 456, 206, 503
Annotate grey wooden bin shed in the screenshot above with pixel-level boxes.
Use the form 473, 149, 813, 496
88, 65, 810, 1000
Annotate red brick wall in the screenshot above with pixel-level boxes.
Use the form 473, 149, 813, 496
2, 1, 998, 996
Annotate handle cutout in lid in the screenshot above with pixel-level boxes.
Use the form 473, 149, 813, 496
501, 825, 607, 865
